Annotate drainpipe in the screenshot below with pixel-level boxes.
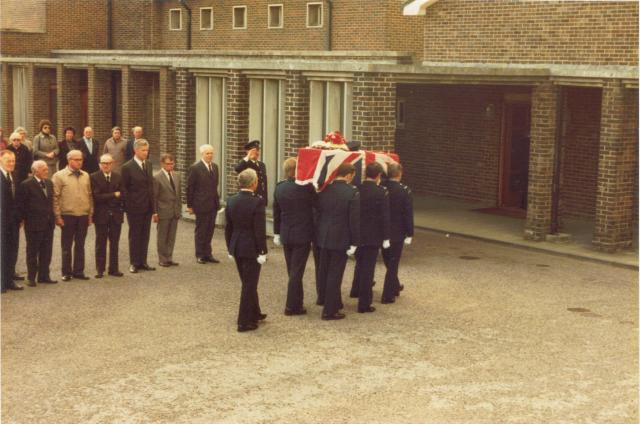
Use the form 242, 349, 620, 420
550, 87, 565, 234
179, 0, 192, 50
107, 0, 113, 49
325, 0, 333, 51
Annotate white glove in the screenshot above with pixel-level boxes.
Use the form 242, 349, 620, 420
273, 234, 281, 247
228, 254, 234, 261
382, 239, 391, 249
404, 237, 412, 245
346, 245, 357, 256
257, 254, 267, 265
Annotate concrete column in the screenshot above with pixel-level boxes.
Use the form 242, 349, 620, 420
225, 70, 249, 197
283, 71, 310, 159
524, 82, 558, 241
25, 64, 37, 137
592, 81, 637, 251
174, 68, 195, 201
1, 63, 13, 132
87, 65, 113, 142
158, 67, 175, 155
351, 72, 397, 152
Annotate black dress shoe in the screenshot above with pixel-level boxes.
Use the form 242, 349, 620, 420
26, 280, 37, 287
1, 288, 6, 293
349, 293, 358, 299
206, 257, 220, 264
95, 273, 104, 279
256, 313, 267, 321
62, 275, 73, 282
284, 308, 307, 316
38, 279, 58, 284
398, 284, 404, 292
237, 323, 258, 332
73, 274, 90, 280
13, 275, 24, 281
158, 262, 171, 267
140, 264, 156, 271
322, 312, 345, 321
197, 258, 208, 264
8, 283, 24, 290
170, 261, 180, 266
316, 299, 324, 306
129, 265, 138, 274
358, 306, 376, 313
381, 298, 395, 304
109, 271, 124, 277
372, 280, 377, 287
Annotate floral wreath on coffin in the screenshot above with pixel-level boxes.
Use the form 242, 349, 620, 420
310, 130, 350, 151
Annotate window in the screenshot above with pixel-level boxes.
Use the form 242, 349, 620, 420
200, 7, 213, 30
233, 6, 247, 29
396, 98, 406, 129
307, 3, 322, 28
169, 8, 182, 30
268, 4, 283, 29
308, 80, 352, 143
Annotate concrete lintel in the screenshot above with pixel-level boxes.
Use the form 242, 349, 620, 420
241, 69, 287, 80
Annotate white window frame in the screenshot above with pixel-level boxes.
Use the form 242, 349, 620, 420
169, 8, 182, 31
233, 6, 247, 29
199, 7, 214, 30
396, 98, 406, 129
268, 4, 284, 29
306, 2, 323, 28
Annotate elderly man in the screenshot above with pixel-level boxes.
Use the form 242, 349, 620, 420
52, 150, 94, 281
1, 150, 24, 292
91, 153, 125, 278
78, 126, 100, 174
103, 126, 127, 171
187, 144, 221, 264
17, 160, 57, 286
7, 131, 33, 184
125, 126, 143, 162
226, 169, 268, 332
154, 153, 181, 267
121, 139, 156, 273
32, 119, 59, 171
234, 140, 268, 205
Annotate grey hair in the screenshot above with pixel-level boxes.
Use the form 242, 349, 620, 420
9, 132, 22, 142
31, 160, 48, 172
134, 138, 149, 150
199, 144, 214, 154
100, 153, 114, 163
67, 149, 83, 160
14, 126, 26, 134
238, 168, 257, 189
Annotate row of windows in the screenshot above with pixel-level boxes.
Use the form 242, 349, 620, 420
169, 3, 323, 31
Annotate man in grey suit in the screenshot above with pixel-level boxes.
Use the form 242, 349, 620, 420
154, 153, 181, 267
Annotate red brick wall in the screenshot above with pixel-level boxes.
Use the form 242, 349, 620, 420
395, 84, 504, 203
423, 0, 638, 66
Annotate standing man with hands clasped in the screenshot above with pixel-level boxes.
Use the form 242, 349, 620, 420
154, 153, 182, 267
225, 169, 268, 333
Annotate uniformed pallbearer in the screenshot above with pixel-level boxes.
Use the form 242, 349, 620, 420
235, 140, 268, 205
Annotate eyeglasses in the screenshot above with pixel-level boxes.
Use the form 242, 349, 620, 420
69, 158, 83, 161
42, 126, 50, 129
100, 162, 113, 165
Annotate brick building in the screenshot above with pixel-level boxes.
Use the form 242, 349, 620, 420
1, 0, 637, 251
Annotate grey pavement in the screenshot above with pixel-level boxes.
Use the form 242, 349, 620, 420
2, 219, 638, 423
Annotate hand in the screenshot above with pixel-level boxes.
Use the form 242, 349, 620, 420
228, 254, 234, 261
346, 245, 356, 256
257, 254, 267, 265
244, 155, 251, 162
187, 207, 194, 215
56, 217, 64, 227
152, 214, 159, 223
114, 191, 121, 198
46, 151, 55, 158
273, 234, 281, 247
88, 216, 93, 226
20, 220, 25, 228
404, 237, 412, 245
382, 239, 391, 249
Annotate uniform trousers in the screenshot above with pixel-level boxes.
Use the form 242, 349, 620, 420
61, 215, 89, 276
283, 243, 310, 311
354, 246, 378, 310
195, 212, 216, 259
127, 212, 152, 267
382, 241, 404, 300
312, 243, 321, 301
95, 217, 122, 273
157, 216, 179, 264
2, 222, 19, 289
234, 256, 262, 326
317, 248, 348, 317
26, 228, 54, 282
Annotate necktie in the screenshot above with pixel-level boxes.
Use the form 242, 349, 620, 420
207, 163, 213, 175
141, 161, 147, 175
40, 180, 47, 196
8, 173, 14, 197
72, 170, 81, 177
106, 174, 110, 184
168, 172, 176, 192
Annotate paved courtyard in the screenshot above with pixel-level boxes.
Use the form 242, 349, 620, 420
2, 220, 638, 423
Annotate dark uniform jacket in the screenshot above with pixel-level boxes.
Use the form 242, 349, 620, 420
315, 180, 360, 251
235, 159, 268, 204
273, 179, 315, 246
225, 191, 267, 259
7, 144, 33, 184
120, 159, 155, 215
91, 171, 125, 224
17, 177, 55, 233
358, 180, 390, 247
186, 161, 220, 214
77, 138, 100, 174
384, 180, 414, 242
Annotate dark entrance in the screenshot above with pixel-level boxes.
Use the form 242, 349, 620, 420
500, 97, 531, 210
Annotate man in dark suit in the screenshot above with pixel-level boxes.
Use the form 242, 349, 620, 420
124, 126, 143, 162
17, 160, 57, 286
315, 163, 360, 320
78, 126, 100, 174
121, 139, 157, 273
234, 140, 268, 205
154, 153, 181, 267
381, 163, 414, 303
225, 169, 268, 333
91, 153, 125, 278
273, 157, 316, 316
1, 150, 24, 292
348, 162, 391, 313
187, 144, 220, 264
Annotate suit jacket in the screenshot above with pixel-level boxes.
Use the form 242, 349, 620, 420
225, 191, 267, 259
1, 171, 20, 230
7, 144, 33, 184
358, 180, 390, 247
125, 138, 135, 161
186, 161, 219, 214
57, 139, 78, 170
90, 171, 125, 224
120, 159, 156, 215
154, 170, 181, 220
273, 179, 315, 246
234, 159, 268, 204
315, 180, 360, 250
17, 177, 55, 232
78, 138, 100, 174
384, 180, 414, 242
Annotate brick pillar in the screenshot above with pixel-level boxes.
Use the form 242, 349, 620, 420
283, 71, 310, 158
56, 65, 84, 140
592, 81, 637, 251
1, 63, 13, 132
524, 82, 558, 241
174, 68, 195, 201
87, 65, 113, 142
225, 70, 249, 197
351, 72, 397, 152
158, 67, 176, 155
